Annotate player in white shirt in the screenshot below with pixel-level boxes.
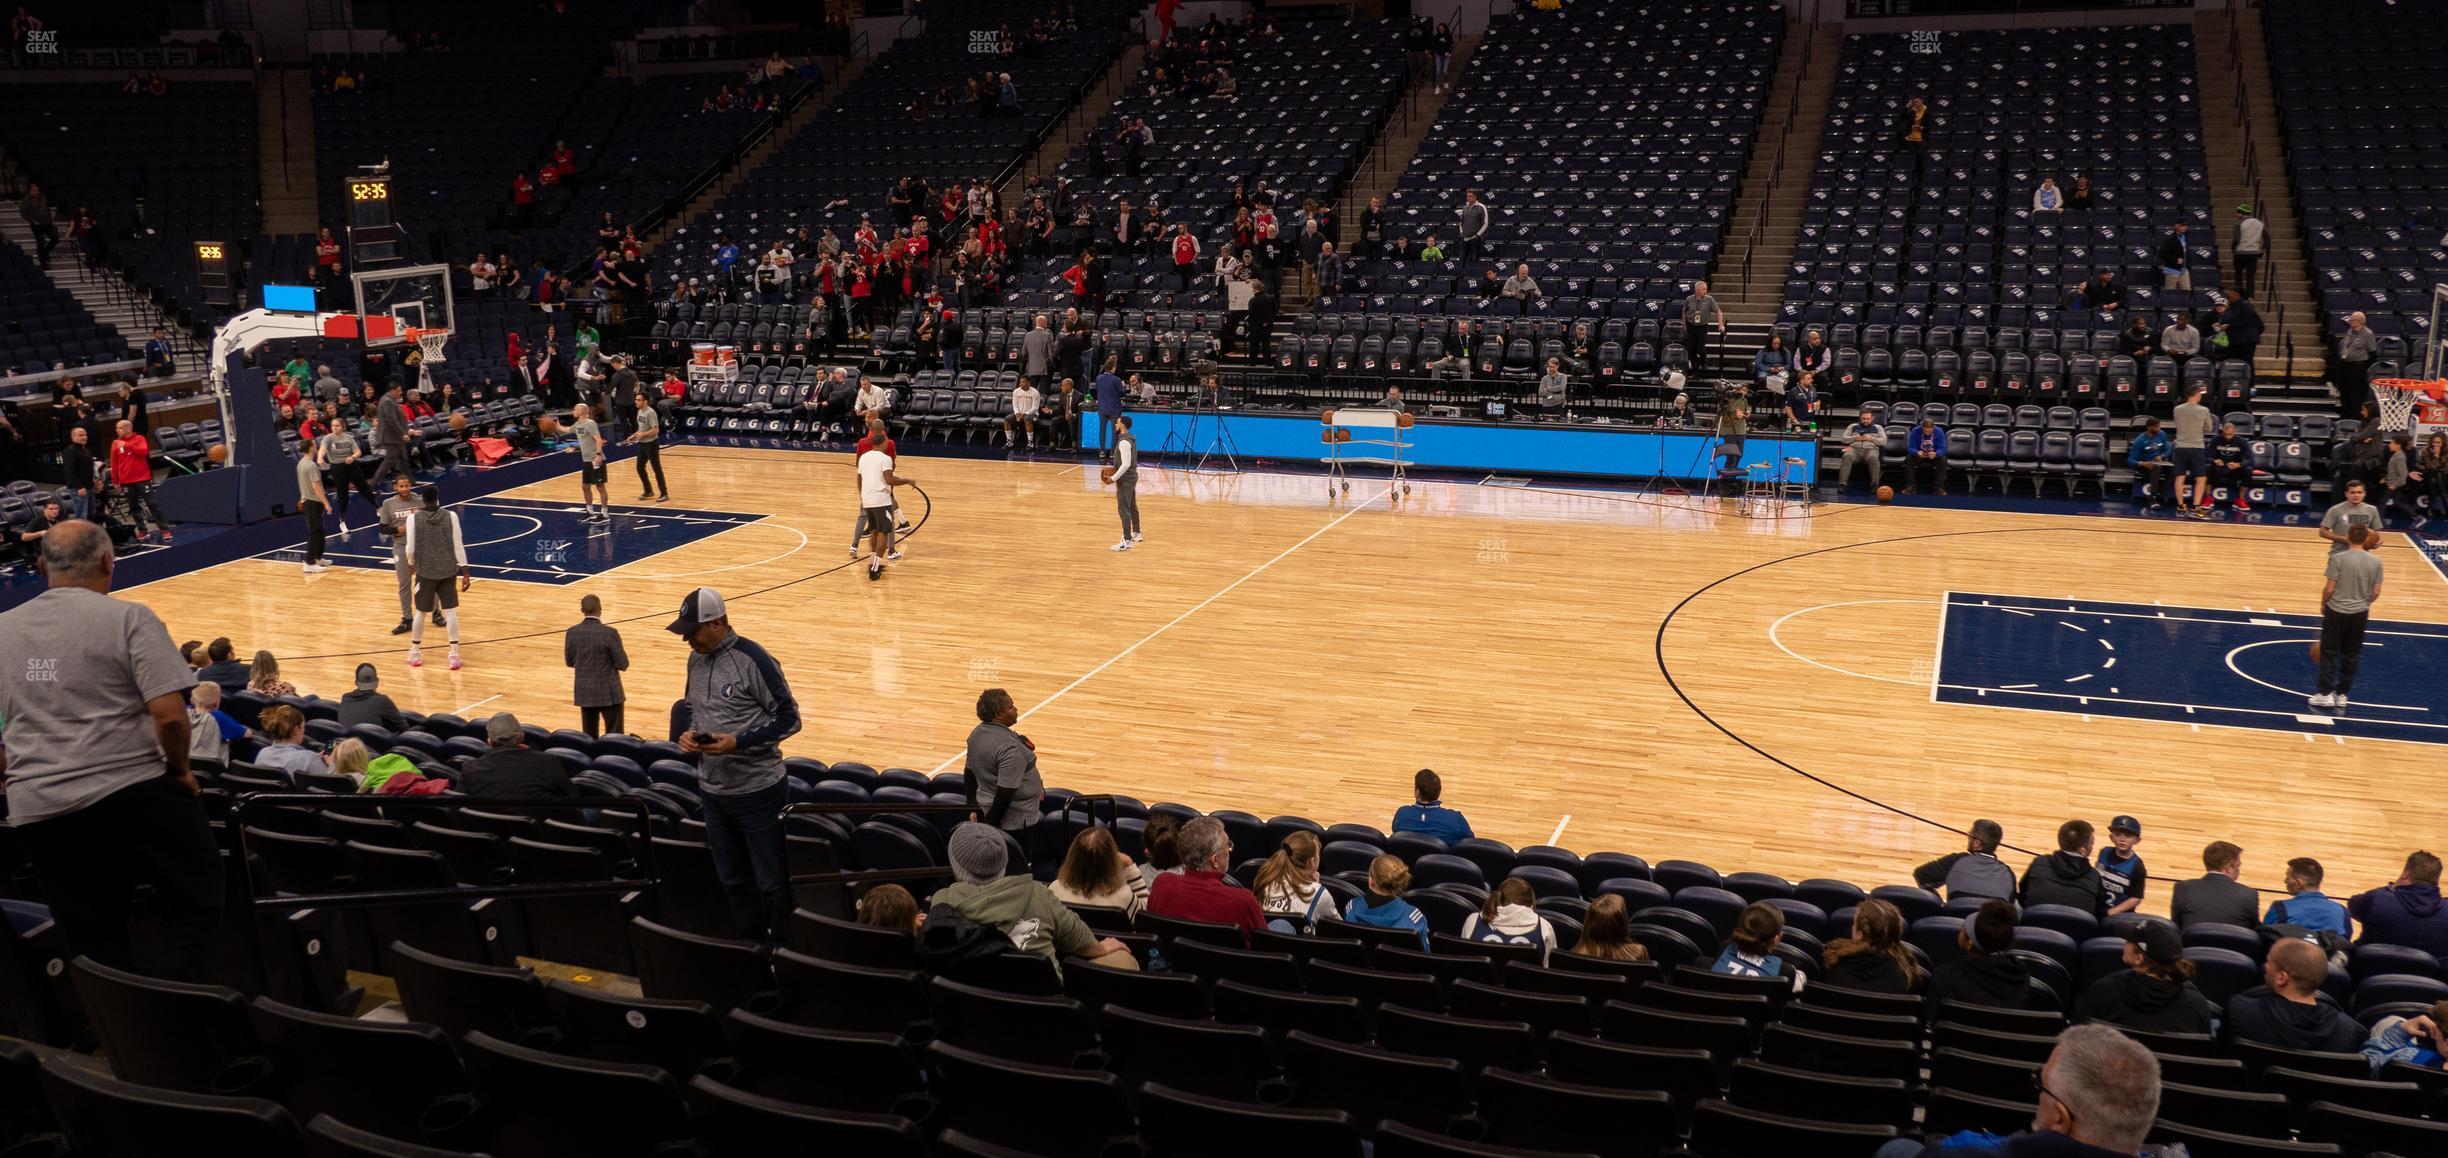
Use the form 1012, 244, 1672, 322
1004, 377, 1043, 450
857, 429, 912, 581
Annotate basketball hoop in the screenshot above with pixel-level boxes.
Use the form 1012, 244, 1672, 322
405, 327, 449, 366
2369, 377, 2444, 432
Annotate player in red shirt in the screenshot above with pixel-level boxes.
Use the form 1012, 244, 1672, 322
108, 418, 169, 541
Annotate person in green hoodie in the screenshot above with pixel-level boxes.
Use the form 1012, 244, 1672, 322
932, 822, 1135, 974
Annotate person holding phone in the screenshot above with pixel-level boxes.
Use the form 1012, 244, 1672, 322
670, 587, 800, 943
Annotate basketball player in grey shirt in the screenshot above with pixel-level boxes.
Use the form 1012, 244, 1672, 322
2172, 386, 2216, 516
378, 473, 424, 633
2313, 524, 2383, 709
571, 403, 608, 523
2318, 479, 2381, 556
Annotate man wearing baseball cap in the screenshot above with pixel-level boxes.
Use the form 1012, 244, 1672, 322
2096, 815, 2148, 918
670, 587, 799, 942
2074, 921, 2214, 1035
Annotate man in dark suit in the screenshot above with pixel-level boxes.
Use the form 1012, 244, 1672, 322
564, 594, 629, 737
2170, 841, 2261, 930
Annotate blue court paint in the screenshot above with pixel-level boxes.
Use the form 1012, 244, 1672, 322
263, 496, 767, 584
1935, 592, 2448, 747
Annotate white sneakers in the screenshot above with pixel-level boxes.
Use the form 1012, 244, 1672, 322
2309, 692, 2349, 710
407, 646, 422, 668
448, 649, 463, 671
302, 562, 330, 574
1111, 539, 1133, 552
886, 549, 903, 562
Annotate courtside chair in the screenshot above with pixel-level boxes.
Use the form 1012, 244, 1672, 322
1283, 1030, 1473, 1136
545, 980, 730, 1080
2300, 1102, 2448, 1155
682, 1076, 929, 1157
40, 1061, 304, 1158
1096, 1004, 1278, 1102
68, 956, 257, 1095
459, 1030, 694, 1158
1687, 1099, 1898, 1156
923, 1041, 1134, 1157
2348, 944, 2441, 983
248, 995, 465, 1144
2155, 1081, 2294, 1138
718, 1009, 926, 1115
1653, 859, 1723, 894
1134, 1081, 1364, 1158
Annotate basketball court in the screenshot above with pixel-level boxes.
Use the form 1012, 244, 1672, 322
119, 445, 2448, 907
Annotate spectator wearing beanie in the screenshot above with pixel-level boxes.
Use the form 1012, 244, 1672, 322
933, 822, 1135, 973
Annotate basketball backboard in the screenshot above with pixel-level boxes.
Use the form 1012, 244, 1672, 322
347, 263, 454, 348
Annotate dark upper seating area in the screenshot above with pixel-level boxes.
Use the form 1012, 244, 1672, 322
1779, 25, 2237, 417
0, 243, 123, 373
0, 80, 258, 328
309, 0, 643, 266
1001, 17, 1409, 314
1320, 1, 1781, 335
657, 0, 1126, 289
5, 698, 2447, 1155
2268, 0, 2445, 364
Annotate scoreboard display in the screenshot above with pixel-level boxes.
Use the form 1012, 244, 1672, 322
348, 175, 392, 230
195, 240, 231, 307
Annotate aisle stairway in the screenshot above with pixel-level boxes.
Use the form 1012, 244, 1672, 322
999, 42, 1145, 208
1313, 33, 1480, 319
2194, 7, 2325, 390
259, 69, 322, 237
1712, 20, 1841, 333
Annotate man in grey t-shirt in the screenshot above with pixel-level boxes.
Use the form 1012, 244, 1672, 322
378, 473, 424, 632
2313, 524, 2383, 710
296, 452, 329, 573
571, 403, 608, 524
0, 520, 221, 980
625, 379, 668, 503
2319, 479, 2381, 556
318, 421, 379, 528
2172, 386, 2216, 517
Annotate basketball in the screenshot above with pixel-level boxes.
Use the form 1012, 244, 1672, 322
1876, 485, 1894, 503
539, 415, 561, 437
206, 443, 228, 464
448, 412, 468, 432
1099, 466, 1116, 484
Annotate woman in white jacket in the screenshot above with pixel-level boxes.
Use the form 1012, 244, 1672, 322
1253, 831, 1331, 931
1461, 878, 1558, 965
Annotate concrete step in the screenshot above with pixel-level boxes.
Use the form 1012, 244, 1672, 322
643, 55, 864, 252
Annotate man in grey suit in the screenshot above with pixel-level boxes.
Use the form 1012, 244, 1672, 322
2170, 841, 2261, 930
564, 594, 630, 737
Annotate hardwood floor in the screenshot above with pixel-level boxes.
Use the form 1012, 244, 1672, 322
125, 445, 2448, 913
